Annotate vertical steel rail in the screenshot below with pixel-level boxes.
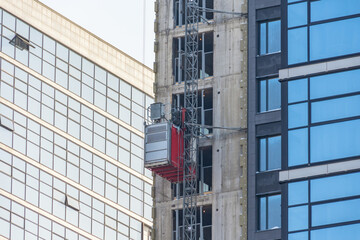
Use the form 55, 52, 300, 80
183, 0, 199, 240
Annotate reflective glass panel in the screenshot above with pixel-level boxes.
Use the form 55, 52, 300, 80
311, 0, 360, 22
288, 78, 307, 104
312, 95, 360, 123
288, 2, 307, 28
288, 181, 308, 206
310, 69, 360, 99
268, 136, 281, 170
288, 27, 308, 64
259, 80, 267, 112
268, 20, 281, 53
311, 172, 360, 202
268, 78, 281, 110
268, 194, 281, 229
310, 119, 360, 163
310, 17, 360, 61
288, 205, 308, 231
288, 102, 308, 129
288, 128, 308, 166
311, 223, 360, 240
312, 198, 360, 227
260, 22, 267, 55
289, 231, 308, 240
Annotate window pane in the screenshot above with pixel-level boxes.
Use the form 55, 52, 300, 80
268, 136, 281, 170
268, 78, 281, 110
288, 102, 308, 129
288, 27, 308, 64
268, 195, 281, 229
310, 17, 360, 61
289, 231, 308, 240
288, 128, 308, 167
312, 198, 360, 227
260, 23, 267, 55
311, 172, 360, 202
310, 69, 360, 99
259, 138, 266, 171
288, 78, 307, 104
288, 2, 307, 28
288, 181, 308, 206
259, 197, 267, 230
288, 205, 308, 231
259, 80, 267, 112
268, 20, 281, 53
311, 0, 360, 22
311, 223, 360, 240
312, 95, 360, 123
310, 119, 360, 163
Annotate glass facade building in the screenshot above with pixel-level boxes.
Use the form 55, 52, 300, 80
0, 2, 154, 240
249, 0, 360, 240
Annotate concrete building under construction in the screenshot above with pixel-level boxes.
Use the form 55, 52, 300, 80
151, 0, 248, 239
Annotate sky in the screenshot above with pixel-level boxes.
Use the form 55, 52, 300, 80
39, 0, 155, 69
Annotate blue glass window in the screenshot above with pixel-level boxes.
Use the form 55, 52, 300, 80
310, 69, 360, 100
288, 78, 307, 104
312, 198, 360, 227
288, 102, 308, 129
288, 27, 307, 64
259, 135, 281, 171
288, 181, 308, 206
311, 172, 360, 202
288, 2, 307, 28
288, 128, 308, 167
259, 20, 281, 55
259, 194, 281, 230
288, 231, 308, 240
311, 95, 360, 123
311, 223, 360, 240
259, 78, 281, 112
310, 119, 360, 163
311, 0, 360, 22
288, 205, 308, 231
288, 173, 360, 239
310, 17, 360, 61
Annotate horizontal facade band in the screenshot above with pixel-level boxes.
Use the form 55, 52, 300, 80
0, 97, 152, 185
0, 142, 153, 227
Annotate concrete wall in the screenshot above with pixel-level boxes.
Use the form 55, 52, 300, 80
153, 0, 248, 239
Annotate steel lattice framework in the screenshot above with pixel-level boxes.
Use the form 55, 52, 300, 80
183, 0, 199, 239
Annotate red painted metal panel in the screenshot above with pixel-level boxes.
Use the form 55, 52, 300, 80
146, 124, 184, 183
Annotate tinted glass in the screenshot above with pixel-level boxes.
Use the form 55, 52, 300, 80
268, 136, 281, 170
288, 181, 308, 206
268, 78, 281, 110
288, 128, 308, 167
288, 78, 307, 104
311, 223, 360, 240
310, 17, 360, 61
288, 205, 308, 231
288, 2, 307, 28
268, 20, 281, 53
288, 103, 308, 129
310, 69, 360, 99
312, 95, 360, 123
312, 198, 360, 227
311, 0, 360, 22
311, 172, 360, 202
310, 119, 360, 163
268, 195, 281, 229
288, 27, 308, 64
